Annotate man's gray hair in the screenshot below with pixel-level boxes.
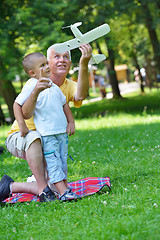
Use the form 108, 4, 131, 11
47, 44, 71, 61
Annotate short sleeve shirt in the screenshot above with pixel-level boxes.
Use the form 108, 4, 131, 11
15, 78, 67, 136
7, 78, 82, 136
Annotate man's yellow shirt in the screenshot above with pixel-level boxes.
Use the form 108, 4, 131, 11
8, 78, 82, 136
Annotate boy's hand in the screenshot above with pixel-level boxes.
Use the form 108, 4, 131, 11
19, 124, 29, 137
36, 78, 52, 92
66, 122, 75, 136
34, 68, 52, 94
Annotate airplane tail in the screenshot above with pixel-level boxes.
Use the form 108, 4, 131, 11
89, 54, 106, 64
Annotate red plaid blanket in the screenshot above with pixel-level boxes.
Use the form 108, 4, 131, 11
2, 177, 111, 203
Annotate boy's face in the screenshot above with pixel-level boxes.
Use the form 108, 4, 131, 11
33, 56, 50, 79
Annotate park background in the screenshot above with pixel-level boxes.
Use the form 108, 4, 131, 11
0, 0, 160, 239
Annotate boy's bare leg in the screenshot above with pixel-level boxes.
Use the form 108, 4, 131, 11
11, 182, 39, 195
26, 139, 47, 194
54, 181, 67, 196
54, 180, 80, 200
63, 179, 68, 188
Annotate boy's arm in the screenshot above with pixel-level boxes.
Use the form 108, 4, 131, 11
22, 87, 39, 119
74, 44, 92, 101
63, 103, 75, 136
13, 102, 29, 137
22, 77, 51, 119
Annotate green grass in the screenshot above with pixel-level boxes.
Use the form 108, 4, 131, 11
1, 91, 160, 239
72, 88, 160, 119
87, 86, 111, 99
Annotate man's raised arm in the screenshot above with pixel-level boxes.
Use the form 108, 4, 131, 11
74, 44, 92, 101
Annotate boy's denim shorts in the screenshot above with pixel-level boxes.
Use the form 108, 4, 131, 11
42, 133, 68, 184
5, 130, 42, 160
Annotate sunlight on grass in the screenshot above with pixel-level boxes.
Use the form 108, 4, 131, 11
0, 126, 9, 140
1, 92, 160, 240
76, 113, 160, 130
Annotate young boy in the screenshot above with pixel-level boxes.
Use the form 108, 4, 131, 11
14, 52, 79, 201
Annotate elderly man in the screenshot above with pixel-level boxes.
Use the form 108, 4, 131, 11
0, 44, 92, 202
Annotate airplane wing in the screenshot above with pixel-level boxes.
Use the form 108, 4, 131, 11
89, 54, 106, 64
65, 38, 81, 50
52, 38, 81, 53
51, 23, 110, 62
81, 24, 110, 44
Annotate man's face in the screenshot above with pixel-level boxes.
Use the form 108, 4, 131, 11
48, 49, 71, 76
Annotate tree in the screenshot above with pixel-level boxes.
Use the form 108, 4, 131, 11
0, 0, 68, 121
0, 104, 5, 126
0, 0, 159, 120
58, 0, 122, 98
0, 1, 22, 122
107, 0, 160, 92
139, 1, 160, 76
114, 0, 160, 76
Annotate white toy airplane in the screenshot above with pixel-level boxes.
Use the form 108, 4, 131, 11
53, 22, 110, 64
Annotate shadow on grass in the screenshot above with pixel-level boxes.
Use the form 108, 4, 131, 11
71, 93, 160, 119
1, 119, 160, 184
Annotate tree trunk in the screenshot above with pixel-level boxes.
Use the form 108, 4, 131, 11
107, 46, 122, 98
128, 22, 145, 94
145, 55, 153, 90
0, 104, 5, 125
155, 1, 160, 14
0, 79, 17, 123
142, 2, 160, 75
96, 40, 122, 98
133, 53, 145, 94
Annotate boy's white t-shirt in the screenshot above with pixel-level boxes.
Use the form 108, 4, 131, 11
15, 78, 68, 136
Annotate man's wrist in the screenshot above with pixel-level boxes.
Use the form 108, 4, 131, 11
79, 61, 89, 68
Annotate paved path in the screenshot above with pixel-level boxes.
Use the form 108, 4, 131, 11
84, 82, 140, 104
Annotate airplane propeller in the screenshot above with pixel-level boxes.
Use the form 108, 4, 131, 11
62, 22, 82, 29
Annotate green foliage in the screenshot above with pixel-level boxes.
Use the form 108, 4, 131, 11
0, 0, 160, 118
0, 0, 69, 81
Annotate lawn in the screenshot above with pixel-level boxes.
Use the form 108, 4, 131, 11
0, 90, 160, 239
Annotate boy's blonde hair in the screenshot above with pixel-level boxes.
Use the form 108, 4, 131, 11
22, 52, 44, 75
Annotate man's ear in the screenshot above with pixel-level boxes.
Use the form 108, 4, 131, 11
29, 69, 36, 78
